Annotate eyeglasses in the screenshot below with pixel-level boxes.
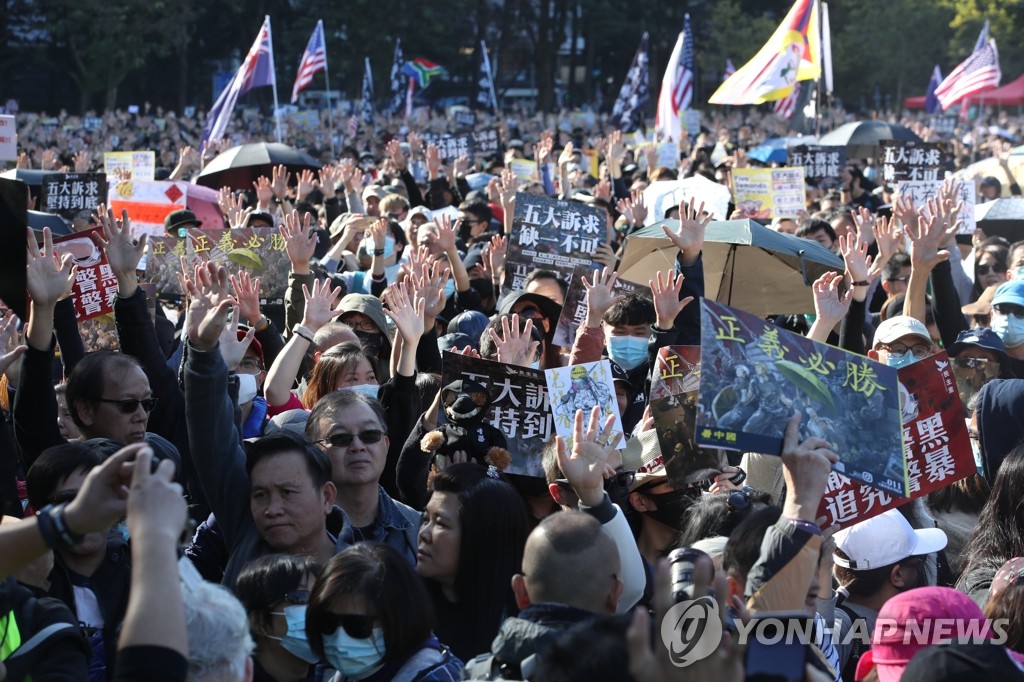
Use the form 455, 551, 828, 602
322, 613, 376, 640
886, 275, 910, 283
238, 357, 264, 372
316, 430, 385, 448
994, 304, 1024, 319
48, 490, 77, 505
977, 263, 1008, 276
387, 212, 406, 220
455, 217, 481, 225
281, 590, 310, 605
346, 319, 381, 333
879, 342, 932, 358
96, 397, 158, 414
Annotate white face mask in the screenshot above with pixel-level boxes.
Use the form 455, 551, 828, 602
237, 373, 258, 405
343, 384, 379, 400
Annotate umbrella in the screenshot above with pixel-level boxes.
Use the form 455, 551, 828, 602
955, 155, 1024, 196
184, 183, 227, 229
747, 135, 817, 164
818, 120, 922, 159
618, 219, 845, 316
28, 210, 72, 237
195, 142, 321, 190
0, 169, 56, 188
641, 175, 733, 223
975, 198, 1024, 243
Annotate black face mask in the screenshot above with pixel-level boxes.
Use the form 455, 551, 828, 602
458, 223, 474, 243
469, 278, 493, 300
354, 329, 384, 358
641, 489, 694, 531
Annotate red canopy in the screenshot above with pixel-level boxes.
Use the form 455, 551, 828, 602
904, 95, 927, 110
969, 74, 1024, 107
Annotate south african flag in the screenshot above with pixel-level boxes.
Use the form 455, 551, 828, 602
401, 58, 447, 88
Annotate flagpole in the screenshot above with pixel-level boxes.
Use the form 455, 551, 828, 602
321, 20, 336, 158
266, 16, 283, 143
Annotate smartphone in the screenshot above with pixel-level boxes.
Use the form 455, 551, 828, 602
744, 612, 811, 682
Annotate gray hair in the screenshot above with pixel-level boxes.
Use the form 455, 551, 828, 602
184, 581, 254, 682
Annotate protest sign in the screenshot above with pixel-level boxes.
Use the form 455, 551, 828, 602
0, 115, 16, 161
881, 141, 949, 184
817, 353, 975, 529
544, 360, 625, 449
53, 228, 118, 321
649, 346, 728, 487
39, 173, 107, 220
895, 179, 975, 235
103, 151, 156, 182
145, 235, 186, 296
108, 180, 189, 239
788, 145, 847, 185
441, 352, 551, 477
453, 109, 477, 130
697, 299, 908, 496
508, 159, 539, 182
0, 179, 28, 320
187, 228, 291, 302
731, 167, 805, 220
552, 263, 646, 348
421, 128, 500, 161
929, 116, 957, 136
502, 194, 606, 294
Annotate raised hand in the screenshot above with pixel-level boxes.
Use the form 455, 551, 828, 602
279, 209, 317, 275
0, 314, 27, 380
299, 278, 344, 332
27, 227, 76, 307
92, 204, 147, 281
497, 168, 517, 210
434, 214, 458, 254
556, 406, 621, 506
410, 258, 450, 323
40, 149, 58, 171
217, 306, 255, 371
837, 233, 875, 286
662, 196, 711, 264
488, 313, 539, 367
382, 280, 425, 345
73, 149, 91, 173
908, 212, 959, 274
558, 141, 575, 170
425, 145, 442, 179
582, 267, 625, 327
253, 175, 274, 209
592, 242, 618, 270
851, 206, 876, 244
486, 234, 507, 286
270, 164, 290, 200
535, 135, 553, 165
630, 189, 647, 225
595, 178, 612, 202
386, 138, 408, 171
649, 270, 693, 329
871, 213, 904, 267
893, 194, 920, 234
183, 262, 235, 351
453, 154, 470, 179
296, 169, 317, 201
781, 412, 839, 522
811, 271, 852, 325
318, 164, 339, 200
229, 270, 262, 326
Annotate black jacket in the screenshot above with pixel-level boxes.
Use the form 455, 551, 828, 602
0, 576, 90, 681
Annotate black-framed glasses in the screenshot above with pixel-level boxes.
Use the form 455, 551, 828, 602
978, 263, 1008, 276
282, 590, 310, 605
879, 342, 932, 359
886, 275, 910, 283
96, 397, 158, 414
322, 613, 376, 639
994, 304, 1024, 319
317, 430, 385, 448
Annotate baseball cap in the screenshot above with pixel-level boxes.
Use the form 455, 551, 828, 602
833, 508, 947, 570
238, 328, 264, 367
609, 360, 631, 385
361, 185, 389, 203
621, 429, 666, 491
872, 315, 932, 347
263, 409, 310, 438
991, 280, 1024, 309
164, 209, 202, 233
245, 211, 276, 228
949, 328, 1008, 363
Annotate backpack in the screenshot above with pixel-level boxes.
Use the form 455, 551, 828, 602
837, 601, 868, 682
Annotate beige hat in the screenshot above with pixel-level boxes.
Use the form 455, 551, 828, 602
872, 315, 931, 348
621, 430, 666, 491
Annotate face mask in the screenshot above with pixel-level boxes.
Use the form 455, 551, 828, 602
608, 336, 648, 371
1014, 267, 1024, 280
354, 329, 384, 357
528, 359, 540, 370
323, 626, 386, 680
268, 604, 320, 665
884, 351, 918, 369
237, 372, 258, 405
344, 384, 379, 400
992, 313, 1024, 348
469, 278, 493, 299
642, 489, 693, 530
360, 236, 395, 259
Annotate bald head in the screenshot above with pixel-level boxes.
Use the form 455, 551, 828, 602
519, 511, 621, 614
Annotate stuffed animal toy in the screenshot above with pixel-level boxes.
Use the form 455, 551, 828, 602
421, 379, 511, 476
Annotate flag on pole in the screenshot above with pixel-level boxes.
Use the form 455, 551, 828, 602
722, 59, 736, 82
387, 39, 406, 115
474, 40, 498, 112
405, 77, 415, 119
924, 65, 943, 114
774, 81, 802, 120
821, 2, 833, 94
402, 58, 446, 89
975, 19, 990, 51
291, 20, 327, 103
361, 58, 375, 124
934, 34, 1001, 110
610, 33, 649, 132
202, 15, 277, 152
655, 15, 693, 142
709, 0, 820, 106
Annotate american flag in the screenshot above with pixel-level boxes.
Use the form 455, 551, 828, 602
934, 37, 1000, 111
388, 39, 406, 115
291, 20, 327, 104
655, 14, 694, 142
201, 16, 277, 152
722, 59, 736, 82
610, 32, 649, 132
774, 81, 801, 120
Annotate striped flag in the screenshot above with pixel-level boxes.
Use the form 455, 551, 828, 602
610, 32, 649, 132
474, 40, 498, 113
388, 39, 405, 115
934, 35, 1001, 111
361, 58, 375, 124
924, 65, 943, 114
201, 16, 277, 152
774, 81, 801, 120
290, 20, 327, 103
722, 59, 736, 82
709, 0, 820, 106
655, 14, 693, 142
402, 58, 446, 89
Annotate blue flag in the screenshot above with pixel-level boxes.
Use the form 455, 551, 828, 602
925, 65, 942, 114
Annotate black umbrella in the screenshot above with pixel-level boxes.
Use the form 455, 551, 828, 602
28, 210, 73, 237
195, 142, 321, 190
976, 198, 1024, 243
0, 169, 57, 188
818, 120, 922, 159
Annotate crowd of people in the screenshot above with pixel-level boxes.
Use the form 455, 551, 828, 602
1, 96, 1024, 682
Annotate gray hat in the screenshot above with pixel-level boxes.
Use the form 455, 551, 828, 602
264, 409, 310, 439
338, 294, 389, 336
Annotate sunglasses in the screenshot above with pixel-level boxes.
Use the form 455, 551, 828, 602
282, 590, 310, 605
317, 430, 385, 448
994, 304, 1024, 319
96, 397, 158, 414
322, 613, 376, 640
977, 263, 1008, 276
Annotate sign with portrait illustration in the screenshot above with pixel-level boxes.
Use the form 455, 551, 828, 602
544, 360, 625, 449
551, 263, 646, 348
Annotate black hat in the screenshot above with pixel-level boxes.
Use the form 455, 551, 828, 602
949, 328, 1009, 365
164, 209, 202, 234
245, 211, 276, 228
497, 290, 563, 343
901, 643, 1024, 681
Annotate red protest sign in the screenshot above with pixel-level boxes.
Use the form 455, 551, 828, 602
53, 228, 118, 321
817, 352, 976, 529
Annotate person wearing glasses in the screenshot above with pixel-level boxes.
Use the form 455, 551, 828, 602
234, 554, 322, 682
989, 281, 1024, 375
306, 543, 463, 681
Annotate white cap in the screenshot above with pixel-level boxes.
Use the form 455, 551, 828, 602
872, 315, 931, 348
833, 509, 947, 570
